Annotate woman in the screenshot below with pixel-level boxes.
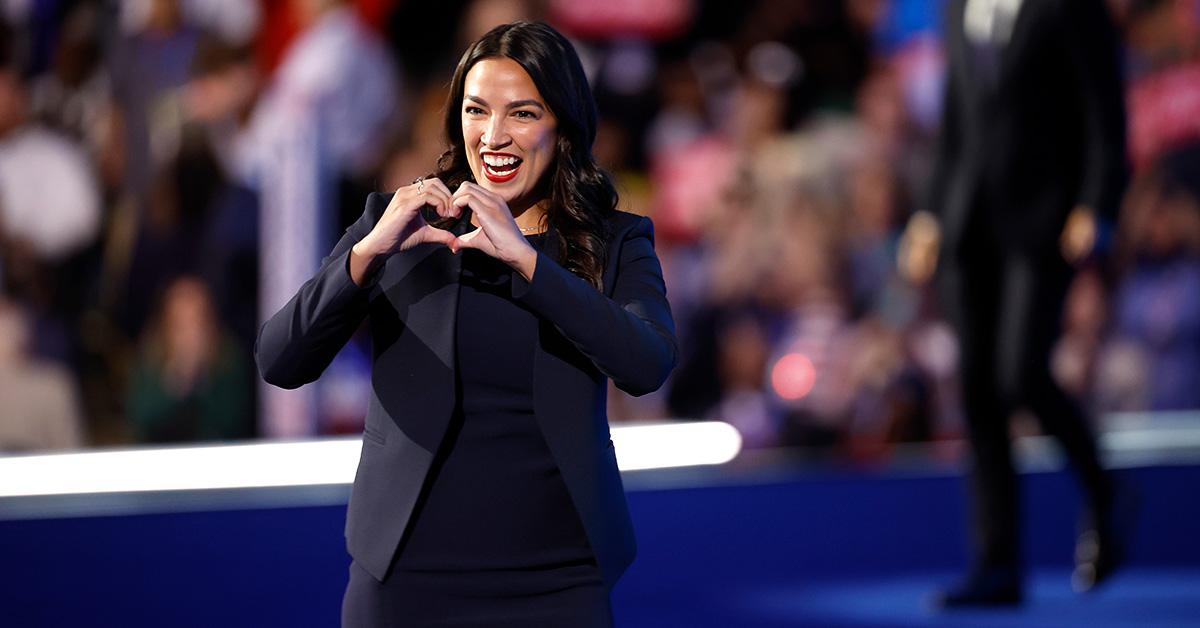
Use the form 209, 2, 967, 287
130, 276, 251, 443
255, 21, 677, 627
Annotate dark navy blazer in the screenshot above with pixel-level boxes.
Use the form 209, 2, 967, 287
255, 192, 678, 588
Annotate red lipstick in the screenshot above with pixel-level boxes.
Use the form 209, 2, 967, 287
481, 151, 522, 183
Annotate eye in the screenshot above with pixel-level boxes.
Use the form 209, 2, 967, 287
464, 105, 485, 115
513, 110, 538, 120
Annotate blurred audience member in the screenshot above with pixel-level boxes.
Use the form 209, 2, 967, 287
1107, 144, 1200, 410
0, 66, 101, 265
234, 0, 398, 437
843, 318, 934, 453
110, 0, 201, 197
1123, 0, 1200, 169
127, 276, 251, 443
0, 58, 102, 369
713, 312, 777, 447
27, 4, 116, 176
0, 299, 85, 452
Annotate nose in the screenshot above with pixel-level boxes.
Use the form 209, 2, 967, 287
481, 114, 510, 148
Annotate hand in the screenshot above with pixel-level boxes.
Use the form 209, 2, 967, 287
898, 210, 940, 284
449, 182, 539, 281
350, 178, 460, 285
1061, 205, 1097, 264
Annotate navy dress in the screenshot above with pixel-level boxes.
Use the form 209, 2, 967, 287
342, 233, 612, 628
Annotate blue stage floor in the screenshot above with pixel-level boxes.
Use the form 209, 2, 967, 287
2, 456, 1198, 627
615, 568, 1200, 627
613, 461, 1200, 628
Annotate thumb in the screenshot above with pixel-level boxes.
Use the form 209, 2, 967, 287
451, 227, 485, 254
416, 225, 457, 249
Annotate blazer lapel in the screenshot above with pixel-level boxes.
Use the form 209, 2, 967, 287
947, 1, 978, 93
953, 0, 1038, 95
371, 230, 464, 451
997, 0, 1037, 85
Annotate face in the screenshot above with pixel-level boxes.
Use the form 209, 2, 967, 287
461, 57, 558, 211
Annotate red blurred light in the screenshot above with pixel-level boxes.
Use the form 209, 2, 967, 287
771, 353, 816, 400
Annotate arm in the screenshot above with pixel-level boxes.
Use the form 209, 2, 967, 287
1067, 0, 1128, 225
901, 8, 962, 282
256, 176, 461, 389
253, 194, 384, 389
511, 216, 678, 396
928, 29, 962, 225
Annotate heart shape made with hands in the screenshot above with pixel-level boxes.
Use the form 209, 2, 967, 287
419, 201, 472, 233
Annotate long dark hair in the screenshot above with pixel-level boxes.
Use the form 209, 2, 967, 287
435, 21, 616, 290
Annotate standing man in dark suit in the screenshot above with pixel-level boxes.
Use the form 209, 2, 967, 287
900, 0, 1128, 606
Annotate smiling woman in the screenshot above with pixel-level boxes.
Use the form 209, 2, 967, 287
460, 59, 557, 204
254, 20, 677, 628
431, 21, 618, 291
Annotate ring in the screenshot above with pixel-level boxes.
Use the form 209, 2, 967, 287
415, 177, 425, 193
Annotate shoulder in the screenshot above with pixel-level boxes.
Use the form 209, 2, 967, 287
365, 191, 395, 220
604, 211, 662, 280
606, 210, 655, 244
344, 191, 393, 239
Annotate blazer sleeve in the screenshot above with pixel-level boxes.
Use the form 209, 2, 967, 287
928, 8, 962, 222
511, 215, 678, 397
254, 193, 387, 389
1066, 0, 1127, 223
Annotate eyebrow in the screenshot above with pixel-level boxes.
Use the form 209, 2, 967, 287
464, 95, 546, 111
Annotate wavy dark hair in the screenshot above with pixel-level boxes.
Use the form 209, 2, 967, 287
434, 21, 616, 290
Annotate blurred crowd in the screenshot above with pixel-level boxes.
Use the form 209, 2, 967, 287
0, 0, 1198, 454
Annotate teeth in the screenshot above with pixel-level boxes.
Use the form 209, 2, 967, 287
483, 154, 520, 167
485, 163, 516, 177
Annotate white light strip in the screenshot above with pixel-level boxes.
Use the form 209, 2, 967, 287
1101, 427, 1200, 452
0, 421, 742, 498
0, 440, 363, 498
611, 421, 742, 471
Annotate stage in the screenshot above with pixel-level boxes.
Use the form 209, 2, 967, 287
2, 439, 1197, 627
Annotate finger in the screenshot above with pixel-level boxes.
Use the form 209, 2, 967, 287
461, 181, 502, 204
392, 184, 434, 220
451, 227, 485, 254
429, 180, 460, 219
422, 187, 453, 218
457, 181, 504, 211
422, 179, 458, 217
451, 187, 485, 214
453, 181, 491, 202
459, 227, 484, 245
426, 177, 453, 199
453, 186, 503, 221
416, 224, 456, 248
386, 185, 418, 214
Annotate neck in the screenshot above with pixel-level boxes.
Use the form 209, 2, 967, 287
513, 201, 547, 232
466, 199, 547, 233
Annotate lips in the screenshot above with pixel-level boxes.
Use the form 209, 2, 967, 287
481, 152, 523, 183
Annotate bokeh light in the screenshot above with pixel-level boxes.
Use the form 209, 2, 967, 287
771, 352, 816, 401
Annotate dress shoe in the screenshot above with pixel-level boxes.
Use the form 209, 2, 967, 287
1073, 481, 1138, 593
932, 565, 1023, 608
1072, 527, 1120, 593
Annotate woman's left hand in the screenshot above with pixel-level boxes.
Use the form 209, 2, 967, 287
450, 182, 539, 281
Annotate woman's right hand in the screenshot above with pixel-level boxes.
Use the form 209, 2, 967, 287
349, 178, 460, 285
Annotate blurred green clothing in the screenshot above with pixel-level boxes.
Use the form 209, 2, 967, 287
128, 337, 252, 443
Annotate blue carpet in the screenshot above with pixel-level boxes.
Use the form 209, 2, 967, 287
1, 463, 1197, 626
614, 568, 1200, 627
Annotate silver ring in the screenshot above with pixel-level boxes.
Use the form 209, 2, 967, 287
415, 177, 425, 193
